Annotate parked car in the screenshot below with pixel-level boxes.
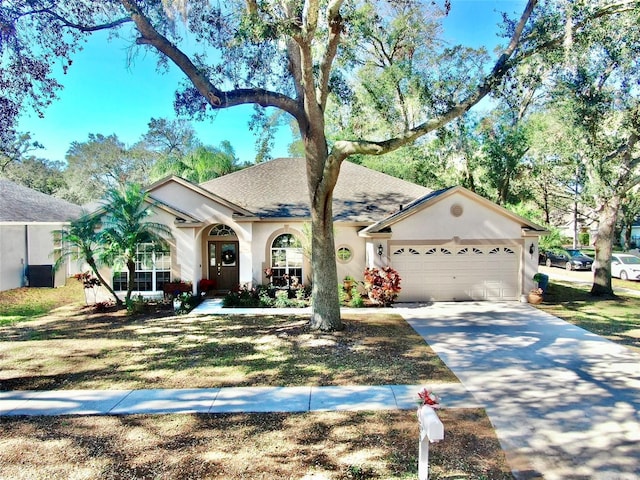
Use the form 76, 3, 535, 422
611, 253, 640, 281
540, 248, 594, 271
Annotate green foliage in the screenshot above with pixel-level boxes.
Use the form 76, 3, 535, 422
539, 228, 565, 251
2, 156, 67, 196
99, 183, 173, 303
348, 289, 365, 308
223, 285, 310, 308
173, 292, 200, 315
52, 213, 122, 306
578, 231, 590, 247
223, 285, 262, 308
62, 134, 153, 204
126, 295, 148, 315
479, 119, 531, 206
150, 143, 242, 183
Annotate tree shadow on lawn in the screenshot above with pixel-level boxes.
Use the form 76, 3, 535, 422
0, 409, 513, 480
0, 311, 457, 391
540, 283, 640, 351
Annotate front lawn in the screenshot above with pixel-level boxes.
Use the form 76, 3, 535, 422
536, 281, 640, 352
0, 307, 456, 391
0, 282, 514, 479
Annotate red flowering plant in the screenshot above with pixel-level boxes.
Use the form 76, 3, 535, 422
198, 278, 216, 292
363, 267, 402, 306
417, 387, 440, 409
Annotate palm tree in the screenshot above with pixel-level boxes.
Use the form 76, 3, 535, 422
99, 184, 173, 304
52, 213, 123, 306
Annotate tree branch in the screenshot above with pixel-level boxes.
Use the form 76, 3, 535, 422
25, 8, 131, 32
120, 0, 301, 118
303, 0, 319, 40
317, 0, 344, 110
332, 0, 538, 158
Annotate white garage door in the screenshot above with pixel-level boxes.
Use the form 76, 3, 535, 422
391, 245, 520, 302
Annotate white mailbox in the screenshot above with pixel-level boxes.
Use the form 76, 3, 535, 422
417, 405, 444, 480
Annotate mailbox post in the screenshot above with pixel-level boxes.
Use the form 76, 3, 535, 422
417, 388, 444, 480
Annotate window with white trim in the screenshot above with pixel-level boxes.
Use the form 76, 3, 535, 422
112, 242, 171, 291
270, 234, 303, 287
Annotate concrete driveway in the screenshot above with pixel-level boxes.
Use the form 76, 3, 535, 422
398, 302, 640, 480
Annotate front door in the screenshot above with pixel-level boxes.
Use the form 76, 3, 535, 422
208, 241, 239, 292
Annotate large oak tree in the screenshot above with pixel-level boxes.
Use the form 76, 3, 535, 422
4, 0, 633, 329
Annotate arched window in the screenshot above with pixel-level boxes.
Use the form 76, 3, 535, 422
209, 224, 237, 237
270, 233, 303, 287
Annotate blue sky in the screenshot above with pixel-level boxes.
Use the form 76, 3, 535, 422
17, 0, 526, 164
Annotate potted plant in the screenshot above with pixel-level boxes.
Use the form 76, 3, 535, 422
528, 287, 544, 304
342, 275, 356, 301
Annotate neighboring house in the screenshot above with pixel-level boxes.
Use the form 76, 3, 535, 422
620, 217, 640, 250
95, 158, 547, 302
0, 179, 83, 291
621, 217, 640, 249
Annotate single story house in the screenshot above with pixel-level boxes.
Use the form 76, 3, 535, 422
0, 179, 83, 291
99, 157, 547, 303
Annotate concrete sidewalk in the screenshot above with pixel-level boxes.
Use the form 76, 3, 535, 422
0, 383, 479, 416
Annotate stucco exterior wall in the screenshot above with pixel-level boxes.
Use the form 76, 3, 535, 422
0, 225, 27, 291
151, 182, 238, 226
334, 224, 367, 282
391, 193, 524, 241
0, 222, 78, 292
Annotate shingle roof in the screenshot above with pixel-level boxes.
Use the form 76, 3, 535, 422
200, 158, 431, 222
0, 179, 83, 222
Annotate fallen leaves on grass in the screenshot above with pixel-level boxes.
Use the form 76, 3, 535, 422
1, 312, 456, 391
0, 409, 513, 480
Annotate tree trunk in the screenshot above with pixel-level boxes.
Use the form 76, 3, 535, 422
126, 258, 136, 304
591, 197, 619, 297
309, 201, 342, 331
87, 257, 123, 307
305, 135, 343, 331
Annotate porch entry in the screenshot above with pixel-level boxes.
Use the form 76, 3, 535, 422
208, 241, 239, 292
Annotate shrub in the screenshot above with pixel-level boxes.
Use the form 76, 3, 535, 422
223, 285, 262, 307
363, 267, 402, 306
223, 284, 311, 308
173, 292, 201, 314
94, 300, 116, 312
349, 289, 365, 308
274, 290, 290, 308
126, 295, 148, 315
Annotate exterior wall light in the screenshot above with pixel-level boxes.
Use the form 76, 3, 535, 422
377, 244, 384, 257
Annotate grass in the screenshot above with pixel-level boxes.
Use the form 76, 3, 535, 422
0, 409, 512, 480
0, 281, 513, 479
0, 307, 456, 392
535, 281, 640, 352
0, 280, 85, 326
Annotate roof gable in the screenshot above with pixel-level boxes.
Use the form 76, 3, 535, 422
200, 158, 431, 222
361, 186, 548, 235
0, 179, 82, 222
146, 175, 255, 218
